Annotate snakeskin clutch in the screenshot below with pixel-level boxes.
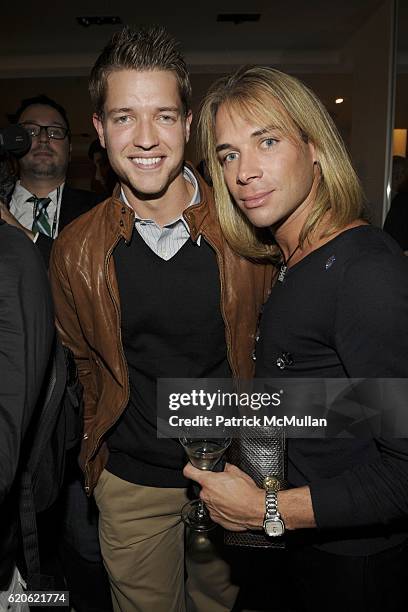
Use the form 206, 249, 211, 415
224, 427, 286, 548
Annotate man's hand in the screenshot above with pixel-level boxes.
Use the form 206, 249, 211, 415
183, 462, 265, 531
183, 462, 317, 532
0, 202, 35, 241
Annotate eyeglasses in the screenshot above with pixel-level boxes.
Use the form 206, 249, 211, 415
19, 122, 70, 140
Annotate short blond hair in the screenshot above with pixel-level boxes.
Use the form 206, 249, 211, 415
198, 66, 365, 260
89, 26, 192, 118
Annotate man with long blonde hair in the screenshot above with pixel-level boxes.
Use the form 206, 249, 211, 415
185, 66, 408, 611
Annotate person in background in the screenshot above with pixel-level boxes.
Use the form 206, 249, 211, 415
1, 94, 111, 612
0, 154, 18, 204
185, 65, 408, 612
0, 95, 104, 266
383, 155, 408, 254
88, 138, 116, 195
0, 219, 54, 611
50, 26, 271, 612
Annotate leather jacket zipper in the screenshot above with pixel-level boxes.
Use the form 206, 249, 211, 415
84, 235, 130, 492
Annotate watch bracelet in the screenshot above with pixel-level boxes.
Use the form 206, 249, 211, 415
265, 490, 279, 517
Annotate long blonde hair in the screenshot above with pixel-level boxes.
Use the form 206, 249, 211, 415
198, 66, 365, 260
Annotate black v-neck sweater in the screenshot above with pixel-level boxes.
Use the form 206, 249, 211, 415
106, 231, 230, 487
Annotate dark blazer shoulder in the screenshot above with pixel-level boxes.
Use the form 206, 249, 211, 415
37, 184, 105, 268
60, 184, 106, 229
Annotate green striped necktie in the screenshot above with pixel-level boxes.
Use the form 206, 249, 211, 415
27, 195, 52, 236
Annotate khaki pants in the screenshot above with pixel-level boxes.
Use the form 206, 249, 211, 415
94, 469, 238, 612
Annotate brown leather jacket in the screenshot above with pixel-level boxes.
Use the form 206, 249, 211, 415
50, 168, 272, 493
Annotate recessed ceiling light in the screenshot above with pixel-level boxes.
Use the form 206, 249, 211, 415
335, 98, 344, 104
77, 16, 122, 28
217, 13, 261, 25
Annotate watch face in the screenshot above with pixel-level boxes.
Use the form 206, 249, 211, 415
264, 518, 285, 537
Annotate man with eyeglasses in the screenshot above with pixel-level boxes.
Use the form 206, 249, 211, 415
0, 95, 111, 612
0, 94, 104, 266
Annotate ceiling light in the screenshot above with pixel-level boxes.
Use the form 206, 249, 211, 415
217, 13, 261, 25
335, 98, 344, 104
77, 16, 122, 28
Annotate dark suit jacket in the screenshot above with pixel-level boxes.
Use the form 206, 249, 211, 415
37, 185, 106, 267
0, 220, 54, 587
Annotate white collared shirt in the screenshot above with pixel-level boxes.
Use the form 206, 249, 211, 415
10, 180, 64, 239
121, 165, 201, 261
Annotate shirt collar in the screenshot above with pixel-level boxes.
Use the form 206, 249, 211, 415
14, 179, 64, 207
120, 165, 201, 226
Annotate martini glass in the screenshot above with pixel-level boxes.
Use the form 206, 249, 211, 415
180, 436, 231, 531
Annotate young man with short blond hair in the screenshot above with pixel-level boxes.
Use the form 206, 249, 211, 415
50, 27, 271, 611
